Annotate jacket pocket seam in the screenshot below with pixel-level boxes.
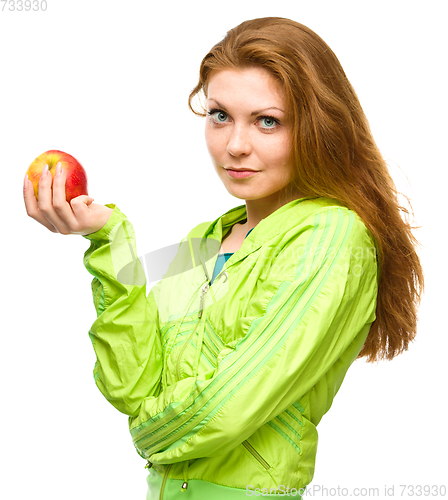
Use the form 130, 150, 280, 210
242, 439, 272, 470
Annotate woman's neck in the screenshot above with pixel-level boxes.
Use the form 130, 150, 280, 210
242, 189, 304, 231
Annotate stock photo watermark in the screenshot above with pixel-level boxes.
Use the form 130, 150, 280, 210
1, 0, 47, 11
113, 239, 378, 285
245, 484, 447, 497
107, 217, 378, 287
101, 217, 379, 325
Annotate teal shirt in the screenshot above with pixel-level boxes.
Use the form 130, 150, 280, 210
210, 227, 254, 285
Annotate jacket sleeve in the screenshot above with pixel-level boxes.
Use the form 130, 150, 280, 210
128, 207, 379, 463
83, 204, 163, 416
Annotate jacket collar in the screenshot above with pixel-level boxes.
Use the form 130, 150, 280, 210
199, 196, 320, 280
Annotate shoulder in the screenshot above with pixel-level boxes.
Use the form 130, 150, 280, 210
293, 197, 377, 251
181, 220, 213, 242
278, 199, 379, 279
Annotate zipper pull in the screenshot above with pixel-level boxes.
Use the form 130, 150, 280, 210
198, 282, 209, 318
181, 459, 190, 492
145, 460, 153, 469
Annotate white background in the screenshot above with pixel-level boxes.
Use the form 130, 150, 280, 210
1, 0, 446, 499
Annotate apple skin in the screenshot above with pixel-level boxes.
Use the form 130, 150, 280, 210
26, 150, 88, 203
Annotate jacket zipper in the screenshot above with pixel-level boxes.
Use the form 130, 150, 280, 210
198, 269, 228, 318
159, 463, 173, 500
175, 278, 209, 381
174, 254, 227, 381
242, 440, 271, 470
198, 281, 210, 318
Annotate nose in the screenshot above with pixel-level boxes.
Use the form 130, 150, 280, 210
227, 124, 252, 157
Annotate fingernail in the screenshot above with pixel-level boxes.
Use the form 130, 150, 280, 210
24, 173, 28, 189
56, 162, 61, 175
42, 164, 48, 178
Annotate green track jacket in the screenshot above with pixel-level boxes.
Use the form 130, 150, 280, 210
82, 196, 379, 498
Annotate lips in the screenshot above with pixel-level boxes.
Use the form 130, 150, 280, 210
225, 168, 259, 179
225, 168, 258, 172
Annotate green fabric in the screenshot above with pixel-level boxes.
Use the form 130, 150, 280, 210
146, 467, 303, 498
83, 197, 379, 496
210, 252, 232, 285
210, 226, 253, 285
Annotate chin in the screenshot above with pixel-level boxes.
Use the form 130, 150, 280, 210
225, 187, 267, 202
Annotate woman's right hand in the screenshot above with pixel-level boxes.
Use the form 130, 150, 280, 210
23, 162, 114, 236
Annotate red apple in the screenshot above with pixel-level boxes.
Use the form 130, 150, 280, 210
26, 150, 88, 203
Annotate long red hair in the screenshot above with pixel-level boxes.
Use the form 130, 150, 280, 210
188, 17, 424, 362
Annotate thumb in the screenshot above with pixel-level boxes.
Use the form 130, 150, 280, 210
70, 195, 94, 217
71, 195, 94, 206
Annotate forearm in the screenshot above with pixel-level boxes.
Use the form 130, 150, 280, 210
83, 205, 163, 416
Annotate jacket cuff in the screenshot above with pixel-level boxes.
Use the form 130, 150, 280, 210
82, 204, 127, 245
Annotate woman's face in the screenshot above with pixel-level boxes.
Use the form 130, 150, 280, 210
205, 67, 295, 205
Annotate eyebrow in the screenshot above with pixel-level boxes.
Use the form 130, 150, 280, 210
208, 99, 284, 115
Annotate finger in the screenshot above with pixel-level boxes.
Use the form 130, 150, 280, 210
52, 162, 78, 228
37, 164, 71, 234
70, 195, 95, 224
23, 172, 58, 232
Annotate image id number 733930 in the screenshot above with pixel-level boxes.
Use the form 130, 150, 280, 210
1, 0, 48, 12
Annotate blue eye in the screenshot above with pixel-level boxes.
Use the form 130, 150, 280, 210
260, 117, 277, 128
215, 111, 228, 122
208, 109, 228, 123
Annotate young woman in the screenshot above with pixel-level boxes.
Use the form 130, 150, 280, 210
23, 17, 424, 500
